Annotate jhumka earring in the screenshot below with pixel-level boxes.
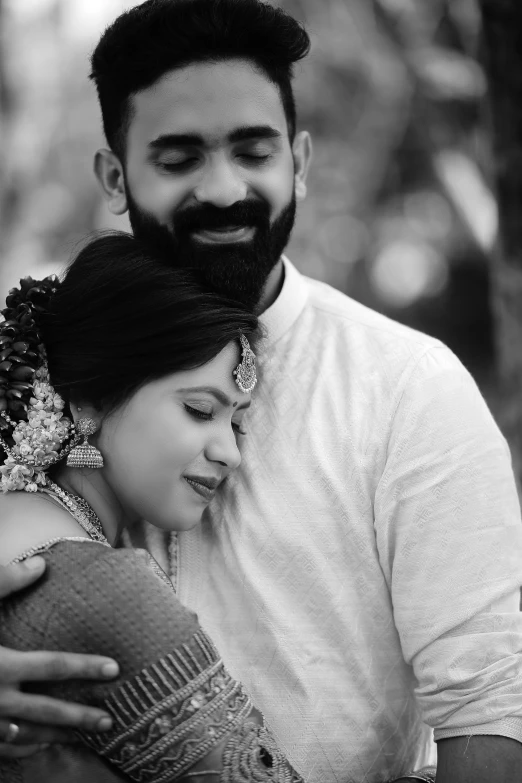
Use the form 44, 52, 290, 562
66, 417, 104, 469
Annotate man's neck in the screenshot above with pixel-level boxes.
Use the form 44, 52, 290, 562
256, 258, 285, 314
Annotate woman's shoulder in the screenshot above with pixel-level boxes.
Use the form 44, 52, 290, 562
7, 541, 204, 677
0, 489, 87, 565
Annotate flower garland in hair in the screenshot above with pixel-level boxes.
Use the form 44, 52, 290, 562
0, 276, 78, 492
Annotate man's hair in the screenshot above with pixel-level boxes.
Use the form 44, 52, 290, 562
90, 0, 310, 158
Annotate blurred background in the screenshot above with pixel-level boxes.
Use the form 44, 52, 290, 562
0, 0, 520, 475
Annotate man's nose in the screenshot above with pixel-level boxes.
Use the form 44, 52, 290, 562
193, 157, 248, 208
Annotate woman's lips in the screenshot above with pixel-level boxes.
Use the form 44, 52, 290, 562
184, 476, 218, 501
192, 226, 255, 244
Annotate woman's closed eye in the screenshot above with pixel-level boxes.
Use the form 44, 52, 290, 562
184, 404, 246, 436
184, 404, 213, 421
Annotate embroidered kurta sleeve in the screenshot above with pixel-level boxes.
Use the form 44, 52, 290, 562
375, 345, 522, 742
0, 541, 301, 782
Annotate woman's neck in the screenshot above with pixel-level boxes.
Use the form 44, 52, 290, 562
51, 465, 133, 546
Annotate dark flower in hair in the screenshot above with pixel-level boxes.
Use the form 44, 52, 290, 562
0, 276, 60, 424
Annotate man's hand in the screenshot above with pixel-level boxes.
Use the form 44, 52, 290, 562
436, 735, 522, 782
0, 558, 119, 758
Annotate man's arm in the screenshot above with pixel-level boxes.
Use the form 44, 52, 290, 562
436, 735, 522, 782
393, 736, 522, 782
0, 558, 119, 758
375, 345, 522, 780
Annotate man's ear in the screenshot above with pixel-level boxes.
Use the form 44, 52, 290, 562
94, 149, 128, 215
292, 131, 313, 201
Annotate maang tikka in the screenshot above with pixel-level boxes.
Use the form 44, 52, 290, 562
233, 334, 257, 394
66, 417, 104, 469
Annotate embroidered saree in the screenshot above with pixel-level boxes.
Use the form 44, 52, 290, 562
0, 539, 303, 782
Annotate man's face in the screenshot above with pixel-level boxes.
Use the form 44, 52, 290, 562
119, 59, 299, 308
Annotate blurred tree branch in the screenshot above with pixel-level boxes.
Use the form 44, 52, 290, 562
479, 0, 522, 484
0, 0, 15, 252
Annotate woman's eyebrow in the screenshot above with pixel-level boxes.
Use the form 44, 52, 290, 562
177, 386, 251, 409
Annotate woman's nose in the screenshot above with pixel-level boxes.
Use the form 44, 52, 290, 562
205, 428, 242, 472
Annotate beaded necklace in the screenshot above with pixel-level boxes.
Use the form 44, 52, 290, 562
44, 478, 109, 545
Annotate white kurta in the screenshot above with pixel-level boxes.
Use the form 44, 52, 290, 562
157, 259, 522, 782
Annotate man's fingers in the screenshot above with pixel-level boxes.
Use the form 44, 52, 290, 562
0, 647, 119, 684
0, 719, 74, 746
0, 558, 45, 599
0, 692, 113, 732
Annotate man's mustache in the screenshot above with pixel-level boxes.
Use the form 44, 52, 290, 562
172, 200, 271, 234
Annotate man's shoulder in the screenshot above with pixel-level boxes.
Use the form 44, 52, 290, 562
301, 272, 440, 353
292, 271, 468, 392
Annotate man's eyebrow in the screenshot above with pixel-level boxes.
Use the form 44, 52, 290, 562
148, 133, 204, 150
227, 125, 282, 143
177, 386, 251, 409
148, 125, 282, 151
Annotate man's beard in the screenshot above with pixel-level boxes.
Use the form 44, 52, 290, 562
125, 188, 296, 310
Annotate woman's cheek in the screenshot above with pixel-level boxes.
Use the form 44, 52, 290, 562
170, 422, 205, 463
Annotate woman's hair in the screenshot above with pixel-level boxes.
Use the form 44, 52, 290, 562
39, 232, 259, 412
90, 0, 310, 157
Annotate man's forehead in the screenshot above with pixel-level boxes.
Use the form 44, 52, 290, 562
129, 60, 287, 140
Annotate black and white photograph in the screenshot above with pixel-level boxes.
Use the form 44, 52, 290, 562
0, 1, 521, 781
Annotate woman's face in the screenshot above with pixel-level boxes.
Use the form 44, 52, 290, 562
96, 341, 251, 531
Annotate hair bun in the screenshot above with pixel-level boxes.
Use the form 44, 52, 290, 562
0, 276, 60, 423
